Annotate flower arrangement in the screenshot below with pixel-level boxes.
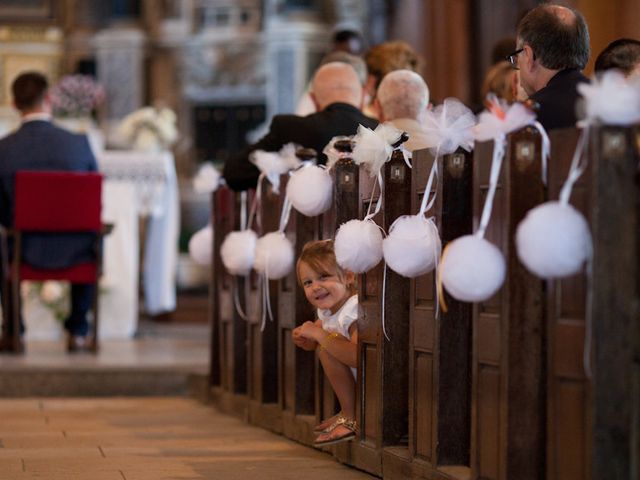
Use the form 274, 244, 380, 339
116, 106, 178, 152
24, 281, 70, 322
50, 74, 105, 118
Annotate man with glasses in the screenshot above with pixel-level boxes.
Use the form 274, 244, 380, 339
508, 4, 590, 131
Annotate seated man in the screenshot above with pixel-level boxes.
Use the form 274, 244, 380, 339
223, 62, 378, 191
373, 69, 430, 152
595, 38, 640, 77
0, 71, 98, 352
512, 4, 590, 131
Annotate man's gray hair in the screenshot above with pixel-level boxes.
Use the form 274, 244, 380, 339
376, 70, 429, 121
517, 4, 590, 70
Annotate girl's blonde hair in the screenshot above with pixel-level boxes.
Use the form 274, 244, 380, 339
296, 240, 356, 294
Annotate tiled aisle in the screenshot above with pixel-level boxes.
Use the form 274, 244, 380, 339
0, 397, 373, 480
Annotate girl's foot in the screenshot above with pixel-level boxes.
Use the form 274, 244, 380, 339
313, 412, 342, 434
314, 418, 356, 447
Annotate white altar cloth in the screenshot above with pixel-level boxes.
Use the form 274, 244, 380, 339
98, 150, 180, 338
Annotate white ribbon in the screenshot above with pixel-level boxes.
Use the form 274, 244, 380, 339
476, 134, 506, 239
232, 276, 249, 322
559, 128, 589, 205
531, 121, 550, 186
364, 171, 384, 221
418, 146, 440, 217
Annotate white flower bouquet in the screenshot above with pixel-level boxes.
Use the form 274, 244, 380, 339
116, 106, 178, 152
50, 75, 105, 118
24, 281, 70, 322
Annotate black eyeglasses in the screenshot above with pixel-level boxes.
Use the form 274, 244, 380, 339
505, 48, 524, 70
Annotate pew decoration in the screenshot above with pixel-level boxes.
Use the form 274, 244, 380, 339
383, 98, 476, 279
335, 218, 384, 274
192, 162, 222, 194
514, 71, 640, 279
440, 96, 539, 303
286, 163, 333, 217
250, 143, 301, 194
334, 125, 405, 274
220, 191, 258, 276
253, 230, 295, 280
422, 97, 476, 155
323, 135, 354, 170
188, 224, 213, 266
578, 69, 640, 125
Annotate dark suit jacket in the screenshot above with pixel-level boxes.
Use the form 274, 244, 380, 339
0, 119, 98, 269
223, 102, 378, 191
530, 69, 589, 131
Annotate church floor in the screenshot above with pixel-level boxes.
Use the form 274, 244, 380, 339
0, 396, 374, 480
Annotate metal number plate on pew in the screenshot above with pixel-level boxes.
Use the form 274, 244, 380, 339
602, 129, 627, 159
339, 171, 355, 191
389, 164, 405, 183
515, 140, 535, 172
445, 152, 466, 178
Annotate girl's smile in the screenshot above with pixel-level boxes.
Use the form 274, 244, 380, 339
298, 261, 353, 314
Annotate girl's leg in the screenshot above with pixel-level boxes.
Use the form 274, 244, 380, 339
318, 348, 355, 419
315, 348, 357, 444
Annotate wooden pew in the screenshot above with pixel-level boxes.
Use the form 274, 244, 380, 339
318, 139, 359, 458
545, 127, 591, 480
246, 176, 283, 432
390, 147, 474, 480
210, 187, 248, 416
207, 125, 639, 480
209, 187, 230, 388
277, 153, 325, 446
471, 127, 545, 480
589, 124, 640, 480
350, 141, 411, 476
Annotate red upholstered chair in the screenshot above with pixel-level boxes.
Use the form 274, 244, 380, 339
8, 171, 103, 353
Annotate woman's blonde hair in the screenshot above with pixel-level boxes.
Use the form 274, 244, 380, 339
481, 61, 516, 103
296, 240, 356, 294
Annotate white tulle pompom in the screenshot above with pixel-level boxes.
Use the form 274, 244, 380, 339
188, 225, 213, 265
193, 163, 221, 194
220, 229, 258, 275
335, 219, 383, 273
579, 70, 640, 125
382, 215, 442, 278
440, 235, 506, 302
516, 201, 591, 278
253, 232, 295, 280
286, 165, 333, 216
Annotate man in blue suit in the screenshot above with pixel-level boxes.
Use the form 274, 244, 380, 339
0, 71, 98, 352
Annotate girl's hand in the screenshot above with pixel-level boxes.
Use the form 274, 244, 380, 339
293, 325, 318, 351
297, 320, 324, 342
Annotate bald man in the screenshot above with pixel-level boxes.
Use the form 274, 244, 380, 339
374, 70, 430, 152
224, 62, 377, 191
511, 4, 590, 130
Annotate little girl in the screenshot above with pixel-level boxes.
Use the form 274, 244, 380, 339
292, 239, 358, 447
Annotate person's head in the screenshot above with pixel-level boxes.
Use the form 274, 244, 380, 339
11, 71, 50, 114
515, 4, 590, 95
310, 62, 364, 111
332, 29, 364, 56
364, 40, 421, 93
482, 61, 517, 103
375, 70, 429, 122
319, 51, 368, 86
594, 38, 640, 77
296, 240, 355, 313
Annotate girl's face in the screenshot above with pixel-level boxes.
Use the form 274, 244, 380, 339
298, 261, 353, 314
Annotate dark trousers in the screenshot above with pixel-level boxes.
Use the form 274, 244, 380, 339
0, 279, 95, 337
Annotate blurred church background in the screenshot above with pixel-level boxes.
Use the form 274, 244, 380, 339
0, 0, 637, 330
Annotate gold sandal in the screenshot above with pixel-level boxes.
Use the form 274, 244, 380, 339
313, 417, 357, 447
313, 412, 343, 434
